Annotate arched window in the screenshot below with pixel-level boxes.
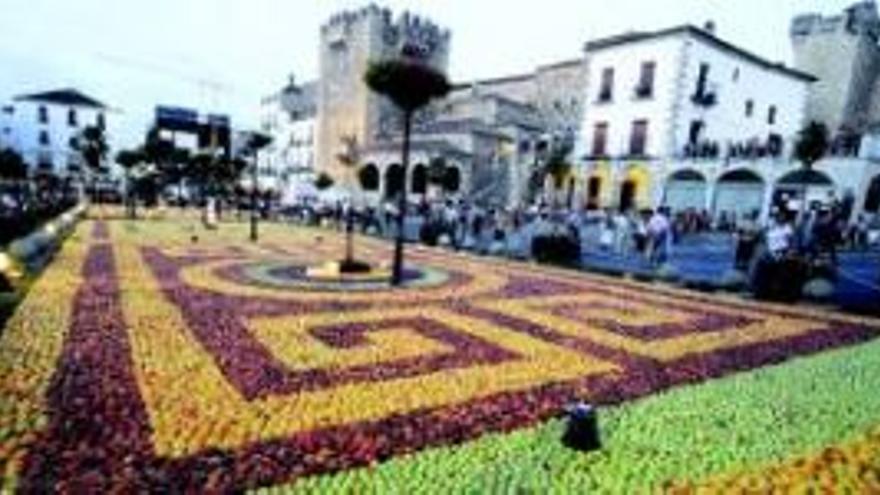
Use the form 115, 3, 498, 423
359, 163, 380, 191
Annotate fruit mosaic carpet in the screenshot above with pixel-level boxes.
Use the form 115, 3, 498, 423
2, 218, 880, 492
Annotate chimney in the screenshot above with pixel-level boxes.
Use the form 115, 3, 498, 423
703, 20, 716, 34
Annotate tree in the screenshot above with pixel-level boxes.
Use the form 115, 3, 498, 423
544, 145, 574, 207
143, 128, 179, 202
188, 152, 215, 200
73, 125, 109, 202
794, 121, 829, 170
793, 121, 830, 217
216, 157, 248, 198
314, 172, 335, 191
115, 149, 144, 218
365, 56, 451, 285
0, 149, 27, 181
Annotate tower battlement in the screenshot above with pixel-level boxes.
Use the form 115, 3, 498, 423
316, 5, 452, 181
791, 1, 880, 42
321, 4, 450, 62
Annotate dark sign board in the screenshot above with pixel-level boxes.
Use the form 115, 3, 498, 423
153, 106, 232, 156
205, 114, 230, 128
155, 106, 199, 132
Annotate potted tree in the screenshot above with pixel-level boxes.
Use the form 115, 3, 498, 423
364, 50, 451, 285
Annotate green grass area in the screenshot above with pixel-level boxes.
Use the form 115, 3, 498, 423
270, 336, 880, 494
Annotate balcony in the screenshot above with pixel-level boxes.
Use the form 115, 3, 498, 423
682, 140, 720, 160
633, 84, 653, 100
690, 90, 717, 107
727, 137, 781, 161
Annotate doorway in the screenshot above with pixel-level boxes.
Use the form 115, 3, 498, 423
619, 180, 636, 212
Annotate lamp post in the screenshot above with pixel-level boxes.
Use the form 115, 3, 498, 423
246, 132, 273, 242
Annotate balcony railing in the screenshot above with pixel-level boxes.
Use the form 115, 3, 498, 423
681, 134, 786, 161
690, 91, 717, 107
596, 90, 613, 103
634, 84, 653, 99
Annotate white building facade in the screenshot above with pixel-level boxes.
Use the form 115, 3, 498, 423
576, 25, 818, 221
258, 80, 317, 197
1, 89, 113, 178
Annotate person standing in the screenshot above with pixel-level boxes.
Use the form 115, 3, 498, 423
734, 211, 761, 270
647, 208, 671, 266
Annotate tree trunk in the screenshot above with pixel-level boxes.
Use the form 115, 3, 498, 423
566, 177, 575, 210
126, 170, 137, 219
250, 157, 259, 242
345, 208, 354, 263
391, 111, 412, 286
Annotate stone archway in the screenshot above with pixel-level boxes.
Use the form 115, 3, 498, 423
411, 163, 427, 195
664, 168, 707, 212
619, 180, 637, 212
384, 164, 404, 200
444, 166, 461, 194
359, 163, 380, 192
585, 162, 611, 209
586, 176, 602, 209
714, 168, 765, 220
775, 168, 836, 209
865, 174, 880, 213
619, 164, 650, 211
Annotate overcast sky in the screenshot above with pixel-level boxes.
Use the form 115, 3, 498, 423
0, 0, 854, 147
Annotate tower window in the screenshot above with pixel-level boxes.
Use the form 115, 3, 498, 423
598, 68, 614, 102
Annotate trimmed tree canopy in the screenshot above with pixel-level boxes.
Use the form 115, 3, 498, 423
0, 148, 27, 180
246, 132, 272, 153
115, 149, 144, 171
315, 172, 335, 191
794, 121, 829, 168
365, 60, 451, 112
76, 125, 109, 173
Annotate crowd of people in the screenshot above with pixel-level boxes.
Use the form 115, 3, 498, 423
280, 196, 879, 280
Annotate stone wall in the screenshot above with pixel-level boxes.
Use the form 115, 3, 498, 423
316, 6, 451, 186
791, 1, 880, 133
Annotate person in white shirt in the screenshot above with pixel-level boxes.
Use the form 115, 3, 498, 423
647, 208, 671, 265
765, 214, 794, 258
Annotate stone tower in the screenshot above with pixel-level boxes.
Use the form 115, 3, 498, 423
791, 1, 880, 135
316, 5, 451, 185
